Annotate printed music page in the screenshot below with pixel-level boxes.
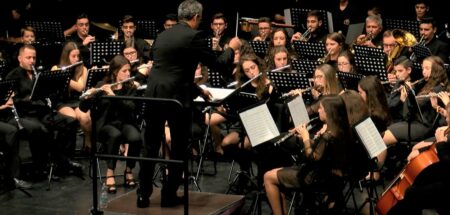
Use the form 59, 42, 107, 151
354, 117, 387, 159
239, 103, 280, 147
287, 96, 310, 128
194, 86, 235, 102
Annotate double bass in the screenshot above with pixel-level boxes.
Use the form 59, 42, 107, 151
376, 143, 440, 215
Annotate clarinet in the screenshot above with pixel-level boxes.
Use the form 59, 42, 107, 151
11, 103, 24, 130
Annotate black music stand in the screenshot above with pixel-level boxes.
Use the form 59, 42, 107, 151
90, 41, 123, 67
268, 71, 314, 103
249, 41, 269, 59
411, 44, 432, 62
118, 19, 158, 39
208, 68, 228, 88
24, 20, 65, 42
385, 19, 421, 40
291, 59, 321, 74
353, 117, 388, 215
283, 8, 333, 33
292, 41, 326, 60
84, 68, 108, 92
337, 72, 364, 90
0, 80, 15, 106
355, 56, 388, 82
30, 70, 71, 101
353, 45, 385, 58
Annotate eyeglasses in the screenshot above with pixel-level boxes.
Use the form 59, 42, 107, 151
124, 51, 137, 56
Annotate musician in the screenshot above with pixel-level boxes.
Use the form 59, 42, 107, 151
253, 17, 272, 42
119, 15, 152, 63
414, 0, 431, 22
355, 15, 384, 49
80, 55, 141, 193
387, 104, 450, 215
137, 0, 240, 208
65, 13, 95, 67
330, 0, 364, 36
162, 13, 178, 31
121, 39, 152, 86
322, 32, 347, 67
264, 96, 353, 215
265, 28, 298, 64
337, 50, 356, 73
418, 17, 449, 63
0, 111, 32, 189
210, 12, 231, 52
291, 10, 327, 43
387, 56, 413, 123
383, 30, 413, 75
20, 26, 35, 44
266, 46, 292, 73
6, 44, 81, 177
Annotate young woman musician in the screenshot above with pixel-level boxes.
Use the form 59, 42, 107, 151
51, 41, 92, 153
80, 55, 141, 193
265, 46, 292, 73
264, 96, 353, 215
121, 39, 152, 87
387, 103, 450, 215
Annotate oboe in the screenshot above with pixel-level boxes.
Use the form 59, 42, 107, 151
79, 76, 136, 99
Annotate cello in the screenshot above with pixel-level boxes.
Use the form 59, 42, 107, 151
375, 142, 440, 215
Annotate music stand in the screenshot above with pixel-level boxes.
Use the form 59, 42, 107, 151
30, 70, 71, 101
290, 59, 321, 74
208, 68, 227, 88
249, 41, 269, 58
385, 19, 420, 40
292, 41, 326, 60
268, 71, 314, 103
353, 45, 385, 58
337, 71, 364, 90
84, 68, 108, 92
353, 117, 387, 215
411, 44, 432, 62
0, 59, 7, 81
90, 41, 123, 67
118, 19, 158, 39
355, 56, 388, 82
283, 8, 333, 33
24, 20, 65, 42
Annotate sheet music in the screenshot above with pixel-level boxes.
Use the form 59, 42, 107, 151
287, 96, 310, 128
239, 103, 280, 147
194, 86, 235, 102
354, 117, 387, 159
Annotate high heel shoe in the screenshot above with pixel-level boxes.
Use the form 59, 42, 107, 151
106, 176, 117, 194
124, 170, 136, 188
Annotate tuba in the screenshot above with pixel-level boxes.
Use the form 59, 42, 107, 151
386, 29, 417, 73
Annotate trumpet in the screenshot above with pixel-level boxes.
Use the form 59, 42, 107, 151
80, 76, 136, 99
317, 50, 331, 64
391, 78, 424, 94
300, 28, 312, 41
356, 32, 374, 45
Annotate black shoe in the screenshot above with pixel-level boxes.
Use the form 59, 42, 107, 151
136, 193, 150, 208
161, 195, 184, 207
14, 178, 33, 189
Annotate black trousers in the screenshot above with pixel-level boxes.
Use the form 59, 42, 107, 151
0, 121, 20, 178
139, 104, 191, 198
99, 123, 141, 170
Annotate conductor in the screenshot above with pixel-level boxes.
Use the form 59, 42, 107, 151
137, 0, 241, 208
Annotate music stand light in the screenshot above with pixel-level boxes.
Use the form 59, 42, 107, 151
292, 41, 326, 60
90, 41, 123, 67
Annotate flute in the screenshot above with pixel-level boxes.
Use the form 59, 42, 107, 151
415, 91, 449, 99
79, 76, 136, 99
391, 78, 424, 94
280, 87, 313, 99
274, 117, 319, 146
